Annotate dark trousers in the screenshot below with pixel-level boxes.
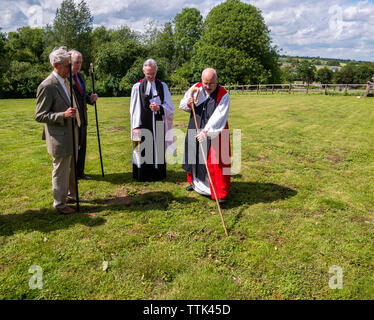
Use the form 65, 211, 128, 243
77, 124, 87, 177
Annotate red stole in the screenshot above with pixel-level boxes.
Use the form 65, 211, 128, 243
187, 83, 231, 199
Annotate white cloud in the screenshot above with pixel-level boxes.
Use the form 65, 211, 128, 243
1, 0, 373, 61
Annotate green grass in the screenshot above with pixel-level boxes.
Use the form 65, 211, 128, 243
0, 94, 374, 299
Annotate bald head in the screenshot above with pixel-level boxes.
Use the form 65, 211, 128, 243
202, 68, 217, 80
201, 68, 218, 94
201, 68, 218, 95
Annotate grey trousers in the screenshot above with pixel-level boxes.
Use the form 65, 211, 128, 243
52, 126, 79, 209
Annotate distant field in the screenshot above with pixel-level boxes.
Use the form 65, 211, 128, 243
0, 94, 373, 299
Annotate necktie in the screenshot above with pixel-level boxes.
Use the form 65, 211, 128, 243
64, 78, 81, 127
74, 73, 84, 96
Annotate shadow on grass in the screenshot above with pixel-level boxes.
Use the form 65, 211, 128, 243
90, 191, 199, 212
86, 169, 187, 184
225, 181, 297, 209
0, 191, 199, 237
0, 183, 295, 237
224, 181, 297, 233
0, 208, 106, 237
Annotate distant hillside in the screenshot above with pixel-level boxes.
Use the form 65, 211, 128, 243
279, 55, 371, 67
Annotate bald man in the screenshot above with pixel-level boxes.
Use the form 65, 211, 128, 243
179, 68, 231, 203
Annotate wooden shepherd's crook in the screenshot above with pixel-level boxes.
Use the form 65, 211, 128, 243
190, 87, 229, 237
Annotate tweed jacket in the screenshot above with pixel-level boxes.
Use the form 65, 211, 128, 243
35, 72, 79, 157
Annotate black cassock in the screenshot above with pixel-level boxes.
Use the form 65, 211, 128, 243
132, 78, 166, 181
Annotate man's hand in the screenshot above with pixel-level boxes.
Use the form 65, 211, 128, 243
90, 94, 98, 103
195, 130, 208, 143
149, 103, 160, 112
64, 107, 77, 118
187, 97, 194, 107
132, 128, 141, 139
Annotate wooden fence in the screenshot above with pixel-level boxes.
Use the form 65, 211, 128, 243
170, 83, 374, 96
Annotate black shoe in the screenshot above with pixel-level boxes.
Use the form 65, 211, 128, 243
78, 174, 92, 180
186, 185, 194, 192
217, 198, 226, 204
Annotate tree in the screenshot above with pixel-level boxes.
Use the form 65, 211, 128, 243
95, 40, 144, 96
316, 67, 333, 84
154, 22, 175, 63
333, 63, 355, 84
173, 8, 203, 64
329, 59, 341, 67
6, 27, 44, 63
281, 65, 297, 83
0, 29, 8, 98
52, 0, 93, 71
353, 62, 374, 83
191, 0, 280, 84
296, 61, 316, 84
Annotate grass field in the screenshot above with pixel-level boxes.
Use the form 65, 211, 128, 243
0, 94, 374, 300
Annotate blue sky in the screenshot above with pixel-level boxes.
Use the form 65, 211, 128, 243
1, 0, 374, 61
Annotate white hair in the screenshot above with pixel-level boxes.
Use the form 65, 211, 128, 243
49, 46, 70, 67
69, 49, 82, 62
143, 58, 158, 70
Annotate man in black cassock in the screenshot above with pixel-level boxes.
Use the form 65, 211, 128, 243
129, 59, 175, 181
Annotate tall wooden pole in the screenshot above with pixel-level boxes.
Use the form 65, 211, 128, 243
190, 87, 228, 237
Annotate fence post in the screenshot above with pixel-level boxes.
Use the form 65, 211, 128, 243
257, 84, 259, 95
365, 83, 370, 97
272, 84, 274, 94
344, 84, 348, 95
325, 84, 328, 95
288, 84, 291, 94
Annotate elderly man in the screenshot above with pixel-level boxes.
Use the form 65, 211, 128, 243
35, 46, 80, 214
69, 49, 98, 180
129, 58, 175, 181
179, 68, 231, 203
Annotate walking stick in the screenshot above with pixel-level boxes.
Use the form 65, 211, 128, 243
89, 63, 104, 177
69, 56, 80, 212
190, 87, 228, 237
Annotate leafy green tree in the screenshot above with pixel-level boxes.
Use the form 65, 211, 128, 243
316, 67, 333, 84
91, 26, 111, 60
296, 61, 316, 84
173, 8, 203, 64
329, 59, 341, 67
0, 29, 8, 98
95, 40, 144, 96
333, 63, 355, 84
6, 27, 44, 63
281, 65, 297, 83
353, 62, 374, 83
154, 23, 175, 63
192, 0, 280, 84
3, 61, 50, 98
52, 0, 93, 71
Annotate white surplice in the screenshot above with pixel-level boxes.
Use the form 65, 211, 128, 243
130, 80, 176, 168
179, 83, 230, 195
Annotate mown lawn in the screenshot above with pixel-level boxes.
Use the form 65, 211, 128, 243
0, 94, 373, 299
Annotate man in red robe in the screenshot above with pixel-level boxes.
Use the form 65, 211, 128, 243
179, 68, 231, 203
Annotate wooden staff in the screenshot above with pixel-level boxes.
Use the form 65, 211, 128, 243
69, 55, 80, 212
89, 63, 104, 177
190, 87, 228, 237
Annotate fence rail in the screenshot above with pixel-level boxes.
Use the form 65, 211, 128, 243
170, 83, 374, 96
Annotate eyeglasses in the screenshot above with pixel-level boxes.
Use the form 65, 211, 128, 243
203, 82, 217, 86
